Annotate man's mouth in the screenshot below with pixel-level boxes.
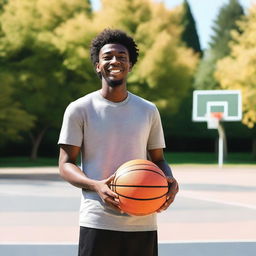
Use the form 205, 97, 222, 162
108, 68, 122, 75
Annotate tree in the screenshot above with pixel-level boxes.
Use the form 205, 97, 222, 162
193, 0, 244, 158
95, 0, 151, 34
0, 0, 34, 143
194, 0, 244, 90
0, 0, 94, 159
0, 73, 34, 143
215, 5, 256, 130
209, 0, 244, 58
193, 50, 219, 90
180, 0, 201, 55
215, 4, 256, 157
0, 0, 8, 12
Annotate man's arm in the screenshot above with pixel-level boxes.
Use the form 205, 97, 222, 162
58, 144, 121, 212
148, 148, 179, 212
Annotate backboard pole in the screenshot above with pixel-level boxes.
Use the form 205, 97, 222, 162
217, 124, 225, 168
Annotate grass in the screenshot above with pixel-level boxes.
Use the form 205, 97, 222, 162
0, 157, 58, 167
165, 152, 256, 165
0, 152, 255, 168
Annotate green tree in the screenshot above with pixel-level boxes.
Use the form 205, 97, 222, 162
193, 50, 218, 90
96, 0, 151, 34
0, 0, 8, 12
215, 5, 256, 129
180, 0, 201, 55
193, 0, 244, 158
209, 0, 244, 58
194, 0, 244, 90
0, 72, 34, 143
0, 0, 94, 159
215, 4, 256, 157
0, 0, 34, 143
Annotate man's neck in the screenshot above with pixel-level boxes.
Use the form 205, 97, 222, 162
100, 83, 128, 103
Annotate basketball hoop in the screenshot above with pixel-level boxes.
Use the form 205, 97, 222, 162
193, 90, 242, 168
207, 112, 223, 129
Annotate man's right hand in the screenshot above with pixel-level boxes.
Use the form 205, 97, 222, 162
93, 175, 122, 213
59, 145, 122, 212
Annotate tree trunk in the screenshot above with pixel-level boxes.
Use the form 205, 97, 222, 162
29, 127, 48, 160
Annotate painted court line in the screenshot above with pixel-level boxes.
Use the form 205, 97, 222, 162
159, 239, 256, 244
1, 239, 256, 245
180, 193, 256, 210
0, 243, 77, 245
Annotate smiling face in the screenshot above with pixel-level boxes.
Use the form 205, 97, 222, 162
96, 43, 132, 88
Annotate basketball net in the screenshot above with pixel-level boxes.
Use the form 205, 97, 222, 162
207, 112, 223, 129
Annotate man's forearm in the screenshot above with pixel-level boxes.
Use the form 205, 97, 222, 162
153, 159, 174, 178
59, 162, 97, 190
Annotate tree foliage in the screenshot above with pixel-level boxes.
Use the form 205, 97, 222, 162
180, 0, 201, 55
0, 0, 94, 158
0, 72, 34, 143
215, 4, 256, 129
209, 0, 244, 58
194, 0, 244, 90
0, 1, 35, 142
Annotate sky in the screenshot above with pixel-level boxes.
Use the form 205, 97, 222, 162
91, 0, 255, 50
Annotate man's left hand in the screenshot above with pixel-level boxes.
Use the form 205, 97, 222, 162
157, 177, 179, 212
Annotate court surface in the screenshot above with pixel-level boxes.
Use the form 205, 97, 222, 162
0, 164, 255, 255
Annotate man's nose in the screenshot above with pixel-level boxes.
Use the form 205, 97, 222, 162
110, 56, 120, 63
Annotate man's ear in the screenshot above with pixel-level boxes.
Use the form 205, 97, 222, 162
96, 62, 100, 72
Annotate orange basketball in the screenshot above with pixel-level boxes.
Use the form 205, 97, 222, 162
111, 159, 168, 216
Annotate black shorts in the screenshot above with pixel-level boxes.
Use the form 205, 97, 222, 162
78, 226, 158, 256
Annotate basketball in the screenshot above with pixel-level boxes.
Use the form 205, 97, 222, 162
111, 159, 168, 216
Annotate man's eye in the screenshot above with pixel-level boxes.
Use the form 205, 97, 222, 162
102, 56, 127, 61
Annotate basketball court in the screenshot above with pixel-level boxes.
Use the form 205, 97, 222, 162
0, 164, 255, 255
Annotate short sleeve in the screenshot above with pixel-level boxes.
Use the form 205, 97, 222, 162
58, 102, 84, 147
147, 107, 166, 150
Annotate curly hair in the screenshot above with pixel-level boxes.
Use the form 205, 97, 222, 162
90, 28, 139, 69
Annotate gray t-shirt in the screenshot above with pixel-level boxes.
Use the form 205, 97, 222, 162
58, 90, 166, 231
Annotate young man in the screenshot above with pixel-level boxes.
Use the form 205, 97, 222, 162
58, 29, 178, 256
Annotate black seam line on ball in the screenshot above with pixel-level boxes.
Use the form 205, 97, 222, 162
111, 184, 168, 188
116, 193, 168, 201
115, 168, 166, 180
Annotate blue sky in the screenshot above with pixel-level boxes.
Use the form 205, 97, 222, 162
91, 0, 254, 50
